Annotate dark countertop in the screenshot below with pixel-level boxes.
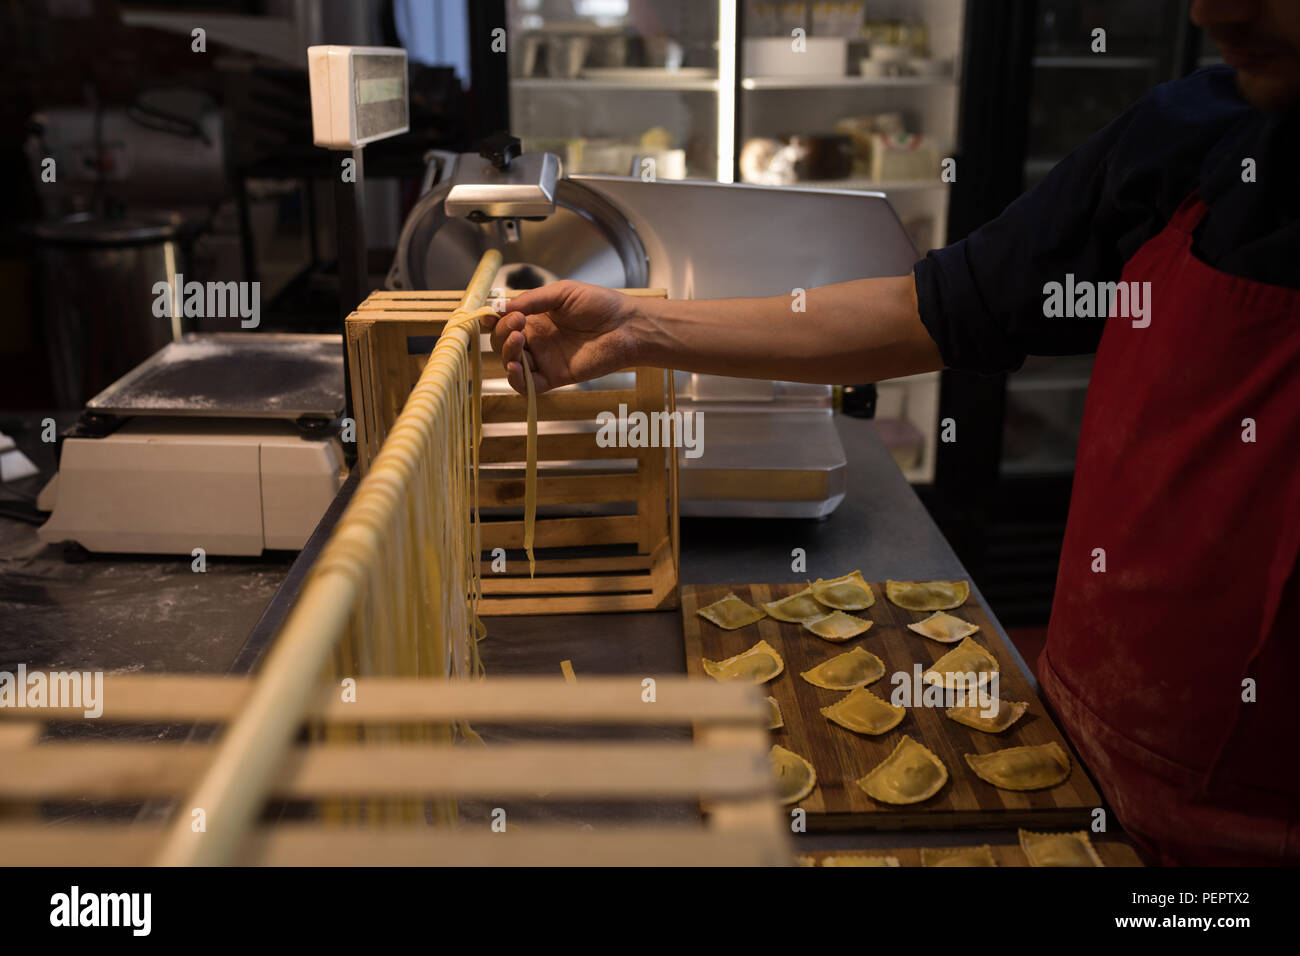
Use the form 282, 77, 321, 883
481, 415, 1036, 693
0, 414, 293, 675
1, 411, 1094, 855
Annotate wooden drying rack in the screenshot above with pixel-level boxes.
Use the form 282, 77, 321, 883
346, 286, 680, 615
0, 674, 788, 866
1, 252, 784, 866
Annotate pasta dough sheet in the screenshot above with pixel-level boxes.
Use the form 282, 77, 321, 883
801, 646, 886, 690
1019, 829, 1104, 867
821, 855, 900, 867
856, 735, 949, 805
762, 588, 829, 623
965, 742, 1071, 791
771, 744, 817, 805
906, 610, 979, 643
809, 570, 875, 610
945, 698, 1028, 733
885, 579, 970, 611
820, 687, 905, 735
922, 636, 999, 690
803, 610, 873, 642
697, 592, 767, 630
702, 639, 784, 684
921, 845, 997, 867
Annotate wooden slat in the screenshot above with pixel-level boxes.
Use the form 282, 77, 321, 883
798, 841, 1144, 867
0, 824, 789, 867
0, 723, 41, 748
681, 582, 1104, 831
5, 675, 766, 726
479, 552, 651, 576
345, 287, 677, 616
478, 590, 667, 615
479, 515, 640, 550
635, 369, 669, 553
480, 573, 651, 595
480, 431, 633, 462
479, 473, 638, 508
482, 389, 636, 424
2, 742, 770, 801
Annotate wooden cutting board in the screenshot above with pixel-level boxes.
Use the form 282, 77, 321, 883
682, 582, 1103, 830
796, 841, 1143, 867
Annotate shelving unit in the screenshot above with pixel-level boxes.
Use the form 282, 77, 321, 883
741, 74, 955, 89
504, 0, 965, 485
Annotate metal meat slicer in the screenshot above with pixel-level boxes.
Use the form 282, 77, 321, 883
389, 135, 919, 518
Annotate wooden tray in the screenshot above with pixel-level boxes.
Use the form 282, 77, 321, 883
347, 289, 679, 615
797, 841, 1143, 867
682, 582, 1104, 830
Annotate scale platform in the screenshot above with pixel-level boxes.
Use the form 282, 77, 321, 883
39, 334, 348, 556
84, 333, 346, 422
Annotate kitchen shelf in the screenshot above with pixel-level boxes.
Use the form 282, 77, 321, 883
741, 75, 956, 90
513, 76, 720, 92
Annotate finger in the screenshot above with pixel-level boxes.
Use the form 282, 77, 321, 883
502, 329, 525, 367
478, 309, 502, 334
491, 312, 525, 356
506, 281, 571, 317
505, 361, 525, 396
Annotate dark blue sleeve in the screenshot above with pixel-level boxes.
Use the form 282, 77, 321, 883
914, 66, 1250, 374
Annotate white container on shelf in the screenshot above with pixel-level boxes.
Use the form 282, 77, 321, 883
744, 37, 847, 77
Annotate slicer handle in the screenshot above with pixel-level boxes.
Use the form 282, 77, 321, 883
479, 131, 522, 170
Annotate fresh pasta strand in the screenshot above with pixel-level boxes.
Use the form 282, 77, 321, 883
521, 349, 538, 578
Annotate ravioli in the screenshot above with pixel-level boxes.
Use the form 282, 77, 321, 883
856, 734, 949, 805
762, 587, 828, 623
965, 742, 1071, 791
771, 744, 817, 805
803, 610, 873, 642
822, 855, 900, 867
906, 610, 979, 643
820, 687, 905, 735
766, 695, 784, 730
945, 698, 1028, 733
921, 845, 997, 867
809, 571, 875, 610
701, 639, 784, 684
1019, 829, 1104, 867
922, 636, 999, 690
885, 579, 970, 611
800, 646, 885, 690
697, 592, 766, 630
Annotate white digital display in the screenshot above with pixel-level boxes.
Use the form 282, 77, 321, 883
358, 76, 403, 105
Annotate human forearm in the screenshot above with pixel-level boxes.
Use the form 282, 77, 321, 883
626, 275, 944, 384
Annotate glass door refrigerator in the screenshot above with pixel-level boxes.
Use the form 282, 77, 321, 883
932, 0, 1204, 625
506, 0, 732, 182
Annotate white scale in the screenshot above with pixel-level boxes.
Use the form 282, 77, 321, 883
39, 46, 413, 556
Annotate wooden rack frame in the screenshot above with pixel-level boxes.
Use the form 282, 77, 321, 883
1, 253, 774, 866
0, 675, 790, 866
346, 287, 679, 615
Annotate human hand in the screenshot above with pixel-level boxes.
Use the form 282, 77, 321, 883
481, 280, 642, 394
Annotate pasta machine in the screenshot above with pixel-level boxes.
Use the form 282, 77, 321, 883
390, 137, 919, 518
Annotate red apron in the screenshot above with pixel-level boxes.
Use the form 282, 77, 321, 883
1040, 194, 1300, 865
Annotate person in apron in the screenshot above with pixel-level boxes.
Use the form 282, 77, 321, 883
483, 1, 1299, 864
